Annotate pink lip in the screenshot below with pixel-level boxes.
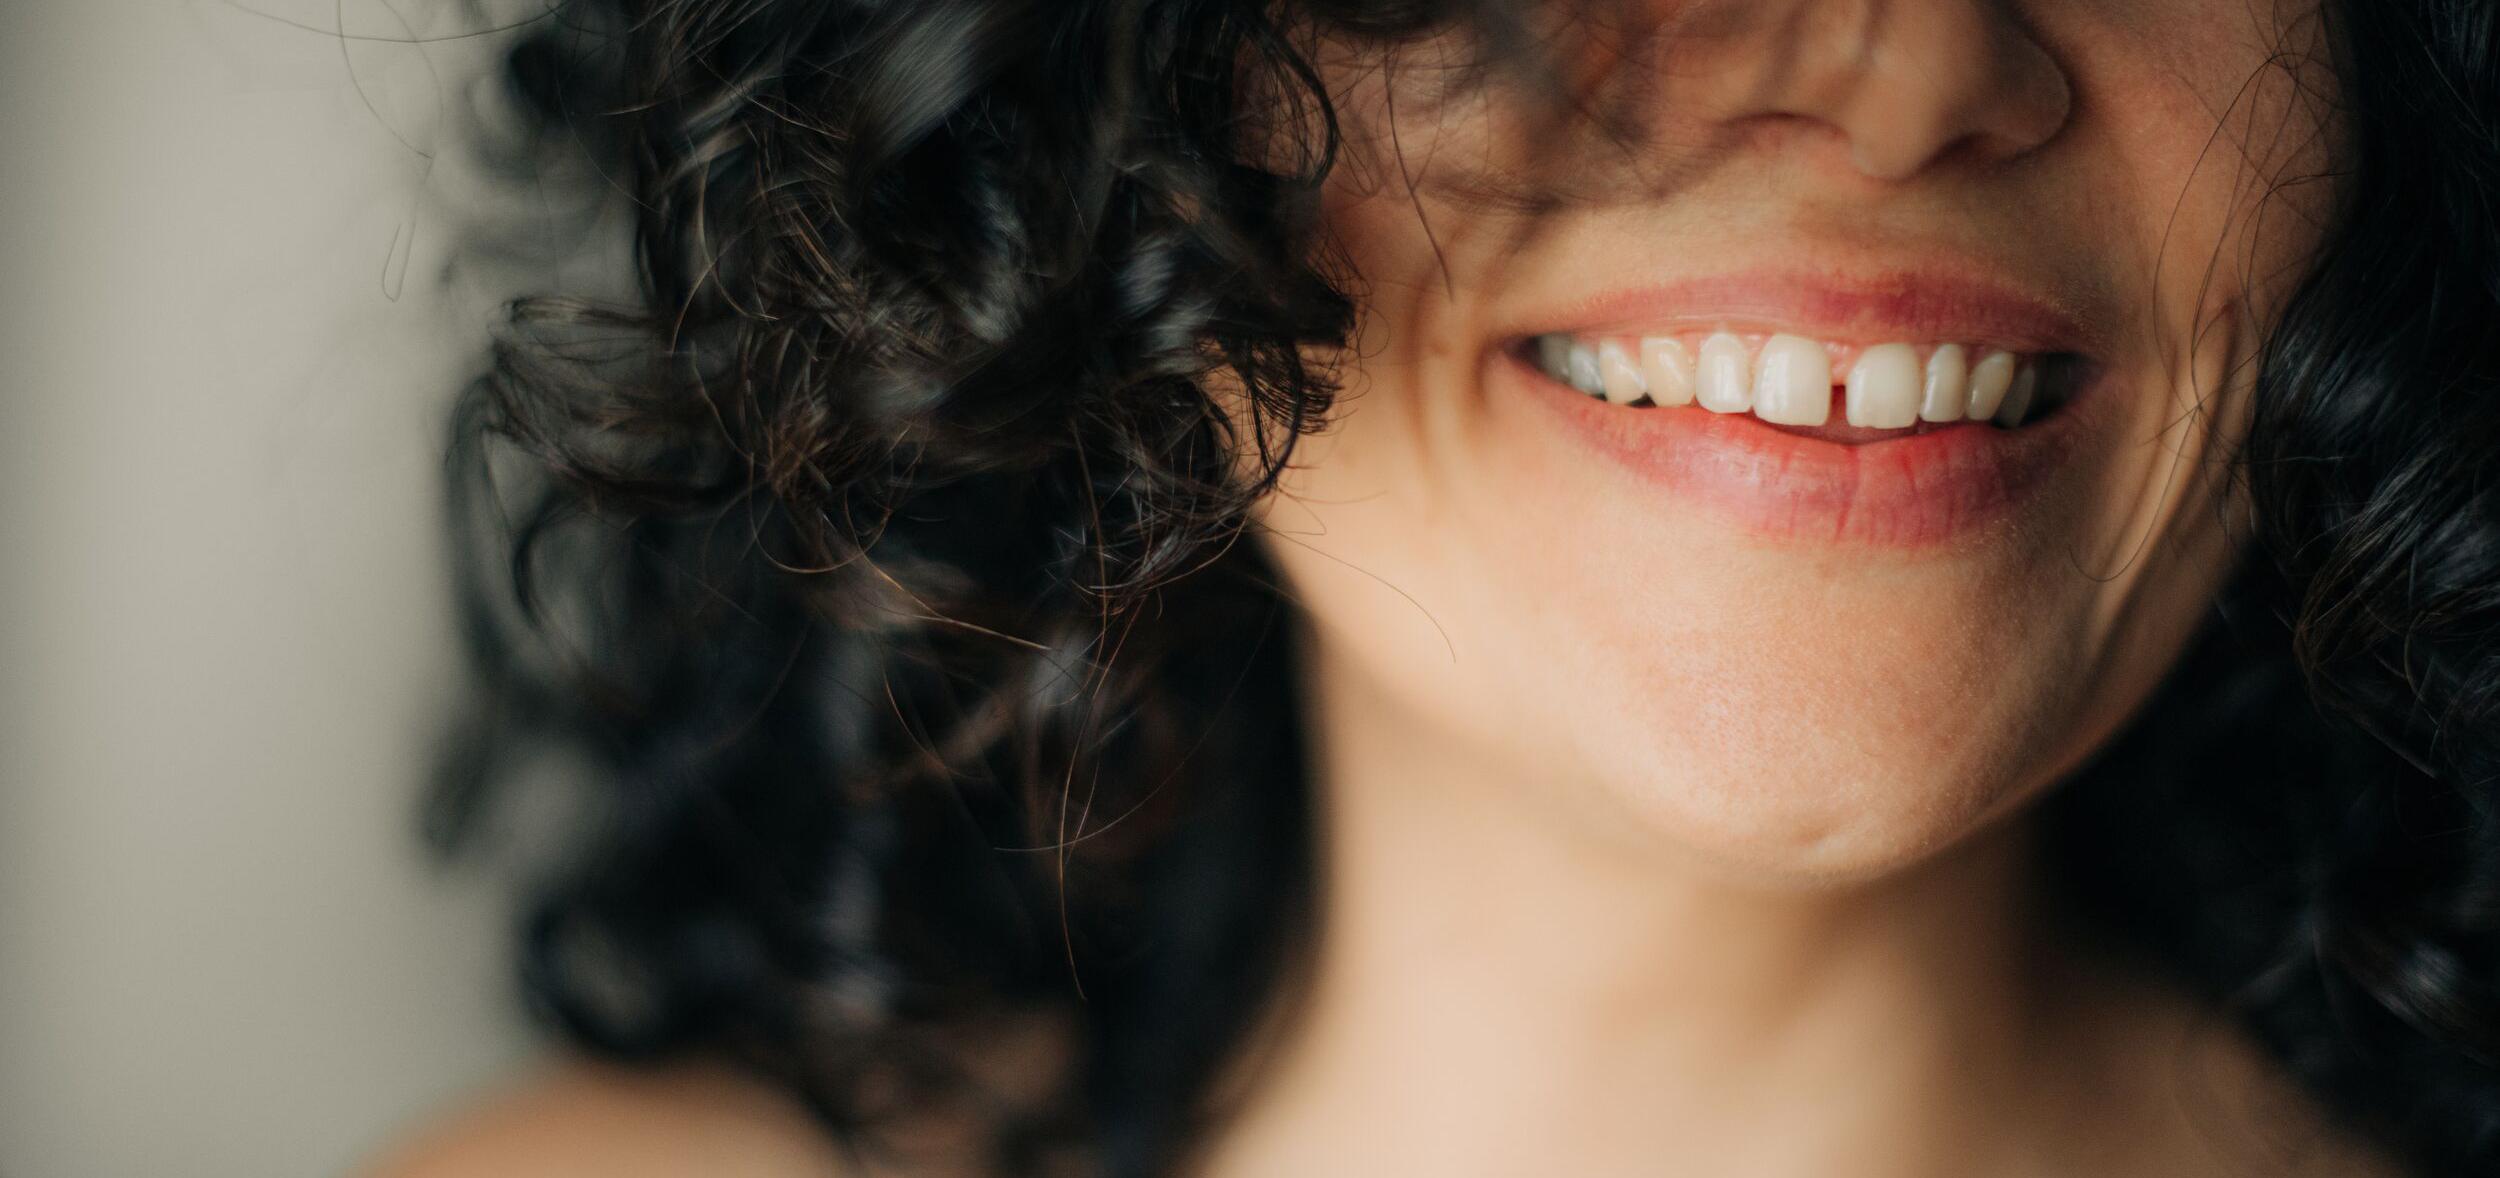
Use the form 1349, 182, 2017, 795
1495, 270, 2109, 547
1532, 268, 2101, 352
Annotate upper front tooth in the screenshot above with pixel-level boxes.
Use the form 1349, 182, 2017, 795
1566, 340, 1605, 396
1844, 343, 1920, 429
1696, 332, 1753, 413
1965, 349, 2017, 419
1640, 337, 1695, 406
1919, 344, 1968, 423
1598, 340, 1646, 404
1753, 334, 1832, 426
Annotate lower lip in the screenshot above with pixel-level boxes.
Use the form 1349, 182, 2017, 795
1492, 350, 2103, 547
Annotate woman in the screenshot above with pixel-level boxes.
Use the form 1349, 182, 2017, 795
378, 1, 2499, 1175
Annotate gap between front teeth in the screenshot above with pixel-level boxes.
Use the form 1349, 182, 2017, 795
1538, 331, 2041, 428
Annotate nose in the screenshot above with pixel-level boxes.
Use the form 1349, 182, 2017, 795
1690, 0, 2073, 181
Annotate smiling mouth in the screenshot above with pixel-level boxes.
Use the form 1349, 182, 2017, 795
1524, 330, 2087, 443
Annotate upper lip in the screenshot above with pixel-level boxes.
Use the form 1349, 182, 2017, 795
1519, 265, 2102, 356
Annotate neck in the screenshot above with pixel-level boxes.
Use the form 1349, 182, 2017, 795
1188, 625, 2160, 1178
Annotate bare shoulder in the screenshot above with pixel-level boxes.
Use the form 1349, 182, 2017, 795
361, 1056, 851, 1178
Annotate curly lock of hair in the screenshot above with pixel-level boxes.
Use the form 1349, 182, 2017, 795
430, 2, 2500, 1175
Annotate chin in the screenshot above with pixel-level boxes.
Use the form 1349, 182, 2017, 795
1538, 616, 2081, 888
1601, 726, 2047, 889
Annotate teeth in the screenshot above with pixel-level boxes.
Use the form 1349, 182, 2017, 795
1965, 350, 2017, 420
1993, 361, 2038, 426
1696, 332, 1752, 414
1640, 337, 1695, 407
1532, 332, 2053, 433
1566, 341, 1606, 397
1752, 334, 1831, 426
1538, 335, 1572, 385
1598, 340, 1646, 405
1844, 343, 1921, 429
1919, 343, 1968, 423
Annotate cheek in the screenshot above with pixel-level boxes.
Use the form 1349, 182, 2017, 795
2043, 8, 2340, 746
2062, 2, 2344, 334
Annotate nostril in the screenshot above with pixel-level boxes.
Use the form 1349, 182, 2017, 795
1702, 3, 2076, 185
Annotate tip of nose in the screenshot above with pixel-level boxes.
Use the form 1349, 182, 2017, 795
1727, 6, 2076, 185
1845, 78, 2072, 182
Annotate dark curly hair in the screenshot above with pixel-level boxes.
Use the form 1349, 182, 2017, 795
429, 1, 2500, 1175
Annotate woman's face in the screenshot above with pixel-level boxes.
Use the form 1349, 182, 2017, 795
1250, 0, 2345, 883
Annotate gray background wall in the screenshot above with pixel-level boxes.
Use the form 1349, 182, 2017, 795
0, 2, 551, 1174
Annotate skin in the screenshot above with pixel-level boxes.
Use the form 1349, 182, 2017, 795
1184, 1, 2381, 1176
376, 2, 2394, 1175
1246, 0, 2340, 895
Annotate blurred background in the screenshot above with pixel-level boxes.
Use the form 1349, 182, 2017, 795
0, 2, 566, 1174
